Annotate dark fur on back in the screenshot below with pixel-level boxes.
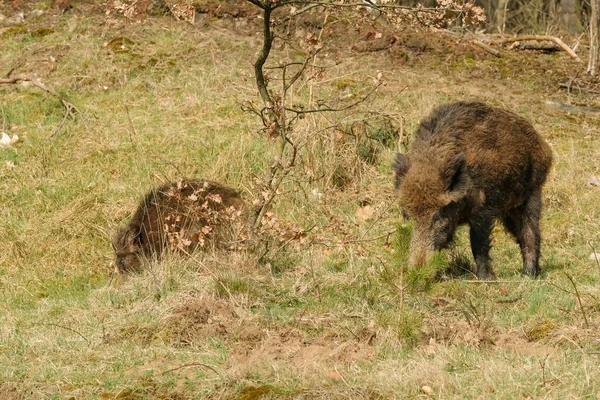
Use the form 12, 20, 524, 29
112, 179, 246, 273
393, 101, 552, 278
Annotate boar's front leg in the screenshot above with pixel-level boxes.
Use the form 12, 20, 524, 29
503, 189, 542, 277
469, 215, 496, 280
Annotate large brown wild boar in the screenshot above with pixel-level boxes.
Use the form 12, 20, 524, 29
393, 102, 552, 279
112, 179, 246, 273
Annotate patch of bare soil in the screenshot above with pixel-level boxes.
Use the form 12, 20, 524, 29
494, 333, 556, 356
421, 317, 496, 348
163, 297, 241, 345
229, 328, 376, 375
0, 382, 24, 400
419, 314, 594, 357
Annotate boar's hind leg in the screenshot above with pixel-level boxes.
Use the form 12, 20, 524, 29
469, 216, 496, 280
503, 190, 542, 277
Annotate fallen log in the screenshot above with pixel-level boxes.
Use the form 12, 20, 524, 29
500, 35, 580, 61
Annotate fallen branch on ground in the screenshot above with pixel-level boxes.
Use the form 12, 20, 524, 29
159, 362, 222, 377
500, 35, 580, 61
0, 75, 87, 137
472, 40, 500, 57
545, 100, 600, 114
559, 82, 600, 94
463, 279, 544, 283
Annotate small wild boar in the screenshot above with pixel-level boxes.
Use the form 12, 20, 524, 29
112, 179, 246, 273
393, 102, 552, 279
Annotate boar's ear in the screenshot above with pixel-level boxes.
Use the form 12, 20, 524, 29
444, 153, 470, 200
393, 153, 411, 189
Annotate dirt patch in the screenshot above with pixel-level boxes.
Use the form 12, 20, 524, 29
421, 316, 496, 348
420, 316, 556, 356
0, 382, 24, 400
230, 328, 376, 375
494, 333, 555, 356
112, 297, 260, 346
163, 297, 239, 345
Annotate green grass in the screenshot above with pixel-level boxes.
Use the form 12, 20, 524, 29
1, 4, 599, 400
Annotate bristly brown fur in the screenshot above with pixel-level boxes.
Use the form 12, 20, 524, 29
112, 178, 246, 273
393, 101, 552, 279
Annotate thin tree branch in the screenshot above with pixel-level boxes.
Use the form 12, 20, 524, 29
310, 229, 397, 248
286, 81, 382, 115
563, 271, 590, 328
590, 242, 600, 275
31, 323, 90, 344
284, 46, 323, 92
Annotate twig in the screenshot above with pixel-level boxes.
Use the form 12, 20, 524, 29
124, 104, 138, 147
559, 82, 600, 95
276, 3, 321, 24
31, 323, 90, 345
590, 242, 600, 275
500, 35, 581, 61
283, 47, 323, 92
158, 362, 221, 376
563, 271, 589, 329
496, 296, 522, 304
546, 279, 575, 296
52, 105, 72, 138
359, 198, 398, 241
463, 280, 540, 283
343, 326, 360, 341
286, 82, 382, 115
310, 229, 396, 248
0, 101, 7, 132
309, 248, 322, 304
0, 75, 87, 137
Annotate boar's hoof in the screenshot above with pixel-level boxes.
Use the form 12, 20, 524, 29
476, 269, 496, 280
522, 265, 541, 278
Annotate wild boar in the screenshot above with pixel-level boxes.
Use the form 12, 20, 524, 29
112, 179, 246, 273
393, 102, 552, 279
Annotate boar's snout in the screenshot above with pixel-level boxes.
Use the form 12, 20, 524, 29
409, 225, 435, 268
430, 211, 457, 250
115, 252, 142, 273
408, 212, 458, 268
111, 226, 144, 273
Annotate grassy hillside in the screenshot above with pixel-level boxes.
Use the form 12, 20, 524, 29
1, 3, 599, 399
